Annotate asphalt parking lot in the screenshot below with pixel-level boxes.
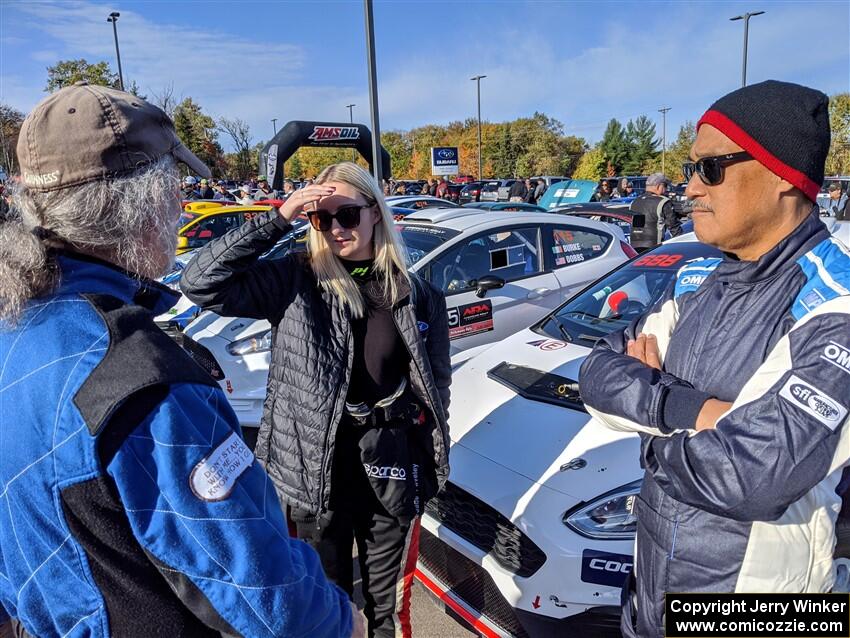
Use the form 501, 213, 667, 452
351, 547, 476, 637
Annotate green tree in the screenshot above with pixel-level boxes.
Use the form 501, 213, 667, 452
572, 147, 605, 180
492, 124, 517, 177
45, 59, 119, 93
173, 98, 222, 173
599, 119, 630, 175
0, 103, 24, 174
623, 115, 658, 174
642, 121, 696, 182
827, 93, 850, 177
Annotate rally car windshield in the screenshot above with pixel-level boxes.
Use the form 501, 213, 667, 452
399, 225, 462, 265
540, 242, 722, 346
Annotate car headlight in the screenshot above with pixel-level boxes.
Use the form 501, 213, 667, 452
563, 479, 641, 540
226, 329, 272, 356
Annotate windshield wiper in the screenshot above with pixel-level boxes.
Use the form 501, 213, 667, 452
547, 317, 573, 343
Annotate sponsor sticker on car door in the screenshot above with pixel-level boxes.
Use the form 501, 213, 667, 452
447, 300, 494, 339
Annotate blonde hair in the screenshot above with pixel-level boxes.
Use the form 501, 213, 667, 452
307, 162, 411, 318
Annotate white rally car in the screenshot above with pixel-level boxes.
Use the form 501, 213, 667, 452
416, 221, 850, 638
183, 208, 633, 430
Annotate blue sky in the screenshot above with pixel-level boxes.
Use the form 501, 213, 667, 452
2, 0, 848, 151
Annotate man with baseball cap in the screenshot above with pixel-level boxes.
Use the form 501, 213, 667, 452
580, 80, 850, 637
0, 83, 361, 638
254, 175, 278, 201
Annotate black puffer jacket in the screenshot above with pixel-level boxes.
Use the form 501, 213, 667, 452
181, 209, 451, 518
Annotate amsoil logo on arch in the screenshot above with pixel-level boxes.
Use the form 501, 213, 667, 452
308, 126, 360, 142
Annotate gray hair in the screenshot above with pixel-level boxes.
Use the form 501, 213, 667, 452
646, 173, 671, 188
0, 156, 181, 324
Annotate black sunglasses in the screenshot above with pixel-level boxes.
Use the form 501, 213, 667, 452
307, 202, 375, 232
683, 151, 753, 186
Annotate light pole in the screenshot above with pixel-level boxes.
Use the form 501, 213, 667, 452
106, 12, 124, 91
658, 107, 671, 175
271, 118, 277, 135
346, 104, 356, 161
363, 0, 383, 184
730, 11, 765, 88
471, 75, 486, 181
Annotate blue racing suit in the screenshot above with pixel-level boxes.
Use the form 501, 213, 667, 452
0, 252, 352, 637
580, 210, 850, 637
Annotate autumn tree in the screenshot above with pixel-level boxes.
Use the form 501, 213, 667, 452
218, 117, 254, 181
827, 93, 850, 177
572, 147, 605, 180
0, 103, 24, 174
45, 59, 118, 92
642, 121, 696, 182
150, 83, 181, 118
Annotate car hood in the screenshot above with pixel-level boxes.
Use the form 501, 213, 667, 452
448, 327, 641, 502
185, 310, 271, 343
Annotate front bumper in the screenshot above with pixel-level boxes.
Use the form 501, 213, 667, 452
416, 526, 622, 638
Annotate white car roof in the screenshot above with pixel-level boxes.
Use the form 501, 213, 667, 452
385, 195, 446, 204
399, 207, 624, 238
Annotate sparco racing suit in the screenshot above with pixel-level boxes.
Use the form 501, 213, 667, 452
579, 210, 850, 638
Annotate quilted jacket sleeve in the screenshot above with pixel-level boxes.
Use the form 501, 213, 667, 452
180, 210, 298, 320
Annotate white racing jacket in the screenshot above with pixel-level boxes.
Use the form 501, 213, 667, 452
579, 210, 850, 638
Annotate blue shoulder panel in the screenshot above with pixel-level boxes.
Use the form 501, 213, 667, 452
674, 257, 722, 299
793, 238, 850, 321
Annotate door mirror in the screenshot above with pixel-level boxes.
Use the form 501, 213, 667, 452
475, 275, 505, 298
176, 236, 189, 250
631, 213, 645, 229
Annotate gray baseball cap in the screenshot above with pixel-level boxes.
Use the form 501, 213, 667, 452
17, 81, 210, 192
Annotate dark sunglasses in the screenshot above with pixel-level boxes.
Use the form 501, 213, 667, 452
307, 202, 375, 231
682, 151, 753, 186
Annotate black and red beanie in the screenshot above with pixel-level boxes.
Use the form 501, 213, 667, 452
697, 80, 830, 202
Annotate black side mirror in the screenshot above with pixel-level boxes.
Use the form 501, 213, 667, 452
631, 213, 646, 229
475, 275, 505, 298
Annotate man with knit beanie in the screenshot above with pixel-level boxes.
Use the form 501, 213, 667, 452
580, 80, 850, 638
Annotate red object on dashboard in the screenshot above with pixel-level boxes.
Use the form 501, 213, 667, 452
607, 291, 629, 313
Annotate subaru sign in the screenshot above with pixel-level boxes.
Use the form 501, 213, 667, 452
431, 146, 459, 176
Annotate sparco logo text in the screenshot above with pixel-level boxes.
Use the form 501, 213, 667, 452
363, 464, 407, 481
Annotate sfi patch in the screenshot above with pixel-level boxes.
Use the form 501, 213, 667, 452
190, 431, 254, 501
779, 374, 848, 430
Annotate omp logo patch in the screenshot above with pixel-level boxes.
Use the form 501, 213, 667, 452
822, 341, 850, 375
190, 432, 254, 501
363, 464, 407, 481
679, 274, 706, 287
580, 550, 633, 588
779, 374, 848, 430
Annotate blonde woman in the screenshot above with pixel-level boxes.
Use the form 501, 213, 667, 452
181, 162, 451, 638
